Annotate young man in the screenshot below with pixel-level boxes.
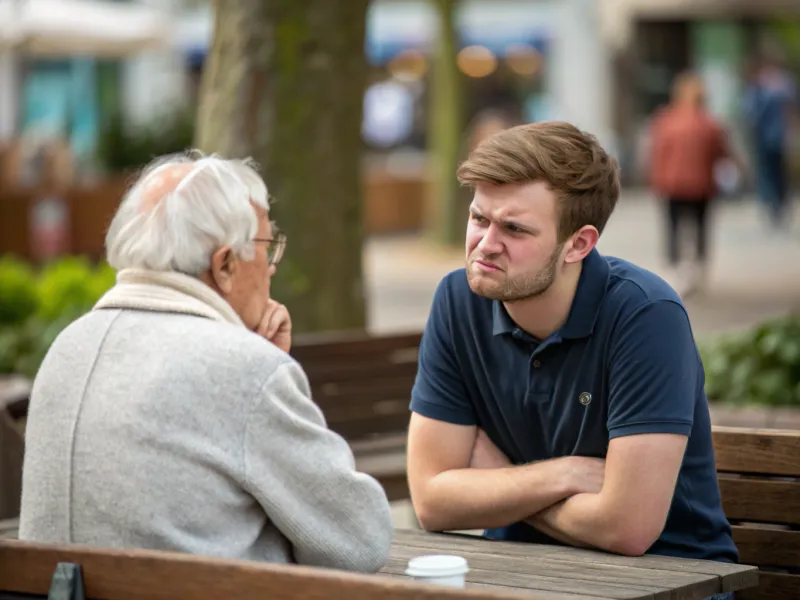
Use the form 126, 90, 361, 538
407, 122, 737, 570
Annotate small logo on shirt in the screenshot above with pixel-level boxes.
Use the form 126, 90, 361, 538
579, 392, 592, 406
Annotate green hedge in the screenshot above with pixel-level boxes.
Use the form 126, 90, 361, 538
699, 313, 800, 406
0, 256, 115, 377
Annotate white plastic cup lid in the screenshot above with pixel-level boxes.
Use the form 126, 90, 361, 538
405, 554, 469, 578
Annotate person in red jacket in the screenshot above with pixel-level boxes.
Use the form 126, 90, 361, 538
649, 71, 744, 297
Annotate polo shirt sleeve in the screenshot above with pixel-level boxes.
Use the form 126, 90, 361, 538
606, 299, 698, 439
409, 278, 477, 426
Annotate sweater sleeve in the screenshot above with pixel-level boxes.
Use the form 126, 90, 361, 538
242, 360, 393, 573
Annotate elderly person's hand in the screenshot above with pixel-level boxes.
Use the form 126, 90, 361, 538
256, 299, 292, 353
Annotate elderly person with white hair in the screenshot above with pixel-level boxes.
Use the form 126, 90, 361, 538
18, 151, 394, 573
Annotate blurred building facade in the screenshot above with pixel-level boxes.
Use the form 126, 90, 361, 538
0, 0, 798, 187
601, 0, 800, 183
0, 0, 172, 181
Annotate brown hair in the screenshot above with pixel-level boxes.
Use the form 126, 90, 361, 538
457, 121, 620, 242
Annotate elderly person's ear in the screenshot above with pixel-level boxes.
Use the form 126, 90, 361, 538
210, 246, 236, 294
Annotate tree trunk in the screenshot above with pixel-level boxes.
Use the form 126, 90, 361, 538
426, 0, 463, 246
195, 0, 369, 333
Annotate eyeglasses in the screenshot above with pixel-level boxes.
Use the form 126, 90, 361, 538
253, 231, 287, 266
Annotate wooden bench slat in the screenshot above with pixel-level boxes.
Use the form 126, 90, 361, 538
732, 526, 800, 569
0, 540, 526, 600
718, 476, 800, 525
328, 416, 411, 441
354, 448, 409, 501
319, 395, 409, 418
713, 427, 800, 477
468, 582, 611, 600
310, 378, 414, 402
349, 433, 406, 454
304, 361, 418, 384
291, 332, 422, 362
737, 572, 800, 600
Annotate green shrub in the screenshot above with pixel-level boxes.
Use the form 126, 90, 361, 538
700, 313, 800, 406
0, 313, 76, 378
0, 256, 117, 376
36, 257, 114, 322
0, 257, 40, 326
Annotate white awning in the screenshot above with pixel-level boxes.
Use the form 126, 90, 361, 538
600, 0, 800, 49
0, 0, 170, 57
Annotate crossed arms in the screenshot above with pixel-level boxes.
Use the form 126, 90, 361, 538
408, 297, 697, 557
407, 415, 687, 557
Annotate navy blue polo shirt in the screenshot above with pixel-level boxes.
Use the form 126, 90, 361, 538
410, 248, 737, 563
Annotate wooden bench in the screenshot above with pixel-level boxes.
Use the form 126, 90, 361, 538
0, 538, 526, 600
291, 330, 420, 442
712, 426, 800, 600
291, 331, 418, 501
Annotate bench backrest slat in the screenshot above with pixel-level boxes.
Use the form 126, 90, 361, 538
713, 427, 800, 477
291, 332, 422, 364
290, 332, 420, 440
712, 426, 800, 600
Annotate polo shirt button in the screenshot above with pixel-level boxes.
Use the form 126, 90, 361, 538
532, 359, 541, 368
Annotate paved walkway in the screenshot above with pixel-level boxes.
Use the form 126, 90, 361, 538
365, 191, 800, 338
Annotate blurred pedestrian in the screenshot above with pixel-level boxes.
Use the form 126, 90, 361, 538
649, 71, 744, 297
742, 57, 798, 230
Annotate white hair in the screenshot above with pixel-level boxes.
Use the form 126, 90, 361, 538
105, 150, 270, 275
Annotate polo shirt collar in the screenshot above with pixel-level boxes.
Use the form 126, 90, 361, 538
491, 248, 609, 339
492, 300, 517, 336
559, 247, 609, 339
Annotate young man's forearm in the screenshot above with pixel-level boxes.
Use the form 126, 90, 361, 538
533, 493, 653, 556
523, 515, 593, 549
413, 458, 575, 532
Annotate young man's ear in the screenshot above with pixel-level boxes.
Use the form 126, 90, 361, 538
564, 226, 599, 265
210, 246, 236, 294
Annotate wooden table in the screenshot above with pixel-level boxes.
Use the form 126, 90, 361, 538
382, 529, 758, 600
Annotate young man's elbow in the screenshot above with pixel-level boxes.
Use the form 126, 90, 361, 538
608, 535, 651, 557
413, 501, 446, 533
606, 522, 664, 557
411, 490, 458, 533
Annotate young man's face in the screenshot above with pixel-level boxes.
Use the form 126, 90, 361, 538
465, 180, 565, 302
